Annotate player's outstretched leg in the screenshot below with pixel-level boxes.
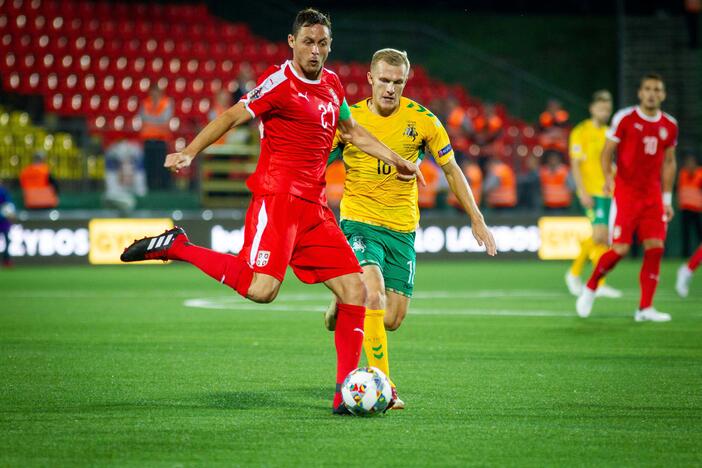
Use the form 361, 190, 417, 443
677, 244, 702, 297
635, 246, 670, 322
121, 226, 254, 297
325, 274, 367, 415
576, 248, 623, 317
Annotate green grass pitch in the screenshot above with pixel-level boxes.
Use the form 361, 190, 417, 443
1, 260, 701, 466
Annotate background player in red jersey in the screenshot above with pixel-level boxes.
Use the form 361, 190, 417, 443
120, 8, 424, 414
576, 73, 678, 322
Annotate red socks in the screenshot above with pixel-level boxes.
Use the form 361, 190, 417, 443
169, 239, 253, 297
639, 247, 663, 310
688, 245, 702, 271
333, 303, 366, 408
586, 249, 623, 290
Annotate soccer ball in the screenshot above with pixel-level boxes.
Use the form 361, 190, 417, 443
341, 366, 392, 416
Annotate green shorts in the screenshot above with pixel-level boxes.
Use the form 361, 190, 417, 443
340, 219, 416, 297
585, 196, 612, 226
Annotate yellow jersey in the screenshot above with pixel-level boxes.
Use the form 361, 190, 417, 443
569, 119, 608, 197
330, 97, 454, 232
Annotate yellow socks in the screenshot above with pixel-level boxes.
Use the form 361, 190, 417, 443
362, 309, 390, 378
570, 237, 594, 277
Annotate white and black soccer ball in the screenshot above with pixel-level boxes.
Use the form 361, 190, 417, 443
341, 366, 392, 416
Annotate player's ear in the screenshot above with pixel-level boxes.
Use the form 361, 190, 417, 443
287, 34, 295, 49
367, 71, 373, 86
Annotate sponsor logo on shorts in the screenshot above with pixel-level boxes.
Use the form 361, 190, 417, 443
350, 236, 366, 253
256, 250, 270, 267
613, 225, 622, 240
438, 144, 453, 157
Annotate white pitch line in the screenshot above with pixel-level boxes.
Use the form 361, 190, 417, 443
181, 298, 572, 317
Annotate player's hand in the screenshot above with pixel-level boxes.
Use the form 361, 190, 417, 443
603, 176, 614, 197
664, 204, 674, 222
395, 159, 426, 186
472, 218, 497, 256
164, 152, 194, 173
578, 193, 594, 209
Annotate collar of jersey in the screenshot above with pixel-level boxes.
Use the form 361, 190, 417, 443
286, 60, 322, 84
635, 106, 662, 122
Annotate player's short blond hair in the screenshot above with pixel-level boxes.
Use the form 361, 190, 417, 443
591, 90, 612, 103
371, 48, 411, 75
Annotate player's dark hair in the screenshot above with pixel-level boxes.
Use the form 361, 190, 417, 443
640, 72, 664, 87
591, 89, 612, 103
292, 8, 331, 37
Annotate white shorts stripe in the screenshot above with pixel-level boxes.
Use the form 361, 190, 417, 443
147, 237, 158, 250
608, 198, 617, 245
249, 200, 269, 267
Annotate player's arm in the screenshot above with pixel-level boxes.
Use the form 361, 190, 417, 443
569, 128, 592, 208
441, 159, 496, 256
662, 145, 677, 221
600, 138, 618, 196
337, 111, 425, 186
165, 102, 253, 172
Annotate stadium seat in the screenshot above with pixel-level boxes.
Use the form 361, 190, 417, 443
418, 161, 441, 209
325, 160, 346, 208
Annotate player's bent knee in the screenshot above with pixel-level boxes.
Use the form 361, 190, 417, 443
612, 243, 630, 256
246, 276, 281, 304
337, 275, 367, 306
643, 239, 664, 249
366, 289, 386, 310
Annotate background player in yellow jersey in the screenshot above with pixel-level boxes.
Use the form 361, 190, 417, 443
325, 49, 497, 409
565, 90, 622, 298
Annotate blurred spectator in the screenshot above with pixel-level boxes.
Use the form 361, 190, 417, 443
484, 158, 517, 209
418, 160, 441, 209
232, 63, 256, 103
539, 151, 574, 210
517, 154, 541, 210
538, 99, 569, 154
471, 104, 503, 147
0, 179, 16, 267
140, 84, 174, 190
678, 152, 702, 256
103, 140, 147, 212
445, 97, 471, 154
447, 158, 483, 209
19, 151, 59, 209
208, 89, 234, 146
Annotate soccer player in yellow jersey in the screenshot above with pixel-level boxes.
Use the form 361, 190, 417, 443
325, 49, 497, 409
565, 90, 622, 298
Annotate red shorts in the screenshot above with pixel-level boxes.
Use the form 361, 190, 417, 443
237, 193, 362, 284
610, 194, 667, 245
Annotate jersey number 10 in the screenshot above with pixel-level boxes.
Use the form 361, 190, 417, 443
377, 160, 392, 175
643, 136, 658, 155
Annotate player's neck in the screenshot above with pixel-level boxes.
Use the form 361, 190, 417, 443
290, 60, 322, 82
367, 99, 399, 118
637, 105, 660, 118
590, 118, 606, 128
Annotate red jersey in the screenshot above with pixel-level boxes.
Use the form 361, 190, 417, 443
240, 60, 345, 205
606, 106, 678, 198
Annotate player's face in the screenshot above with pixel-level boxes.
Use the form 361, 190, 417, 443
288, 25, 331, 79
638, 79, 665, 111
590, 100, 612, 125
368, 61, 408, 115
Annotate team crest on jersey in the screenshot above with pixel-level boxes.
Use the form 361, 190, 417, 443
256, 250, 270, 267
329, 89, 339, 106
659, 127, 668, 140
404, 121, 418, 141
350, 236, 366, 253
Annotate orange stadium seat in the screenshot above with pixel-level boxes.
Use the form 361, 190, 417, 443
325, 160, 346, 208
418, 160, 441, 209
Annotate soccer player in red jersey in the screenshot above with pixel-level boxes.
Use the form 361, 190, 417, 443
120, 9, 424, 414
576, 73, 678, 321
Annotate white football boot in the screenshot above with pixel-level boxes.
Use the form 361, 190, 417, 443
634, 307, 671, 322
676, 264, 692, 298
595, 284, 623, 298
576, 287, 596, 318
565, 272, 583, 296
